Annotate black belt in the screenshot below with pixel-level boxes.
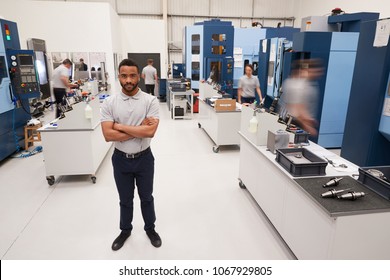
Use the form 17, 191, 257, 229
114, 147, 151, 159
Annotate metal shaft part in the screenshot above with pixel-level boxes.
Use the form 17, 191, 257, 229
322, 177, 343, 188
321, 188, 351, 198
338, 191, 366, 200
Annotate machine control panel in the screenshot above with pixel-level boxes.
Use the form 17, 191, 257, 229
7, 51, 40, 99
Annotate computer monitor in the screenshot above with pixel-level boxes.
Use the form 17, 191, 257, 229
91, 71, 102, 81
74, 70, 90, 80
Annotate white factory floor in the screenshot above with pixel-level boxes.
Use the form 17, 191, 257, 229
0, 102, 298, 260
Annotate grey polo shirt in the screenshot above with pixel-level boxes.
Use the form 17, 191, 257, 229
142, 65, 157, 85
100, 88, 159, 154
238, 75, 260, 98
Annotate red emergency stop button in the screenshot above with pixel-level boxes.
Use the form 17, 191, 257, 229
21, 83, 26, 87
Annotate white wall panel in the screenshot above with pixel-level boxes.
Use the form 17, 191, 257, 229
117, 0, 162, 15
120, 14, 162, 20
2, 0, 120, 92
169, 0, 209, 16
254, 0, 294, 18
169, 52, 182, 64
120, 18, 167, 78
169, 16, 194, 44
210, 0, 253, 18
30, 0, 116, 9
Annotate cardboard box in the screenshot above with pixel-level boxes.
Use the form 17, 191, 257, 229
214, 99, 236, 112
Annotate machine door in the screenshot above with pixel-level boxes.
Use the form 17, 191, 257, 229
379, 73, 390, 142
0, 55, 14, 114
205, 58, 222, 84
27, 38, 51, 99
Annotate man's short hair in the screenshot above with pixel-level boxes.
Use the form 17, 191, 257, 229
147, 59, 154, 64
63, 59, 72, 66
80, 58, 84, 62
119, 58, 140, 73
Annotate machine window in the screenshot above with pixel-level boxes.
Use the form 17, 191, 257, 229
0, 56, 7, 82
212, 46, 226, 55
208, 61, 221, 84
191, 34, 200, 54
192, 62, 199, 70
212, 34, 226, 41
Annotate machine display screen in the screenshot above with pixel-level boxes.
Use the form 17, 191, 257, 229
35, 51, 48, 84
18, 55, 34, 66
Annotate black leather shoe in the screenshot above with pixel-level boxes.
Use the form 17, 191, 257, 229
146, 229, 162, 248
111, 231, 131, 251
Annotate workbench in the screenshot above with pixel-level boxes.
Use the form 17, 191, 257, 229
38, 93, 112, 185
198, 98, 241, 153
169, 88, 194, 120
238, 132, 390, 259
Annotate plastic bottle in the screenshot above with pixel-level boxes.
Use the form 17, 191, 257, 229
248, 111, 258, 133
251, 100, 257, 109
85, 103, 93, 119
87, 82, 92, 93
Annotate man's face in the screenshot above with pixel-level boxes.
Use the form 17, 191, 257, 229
119, 66, 140, 94
65, 63, 71, 69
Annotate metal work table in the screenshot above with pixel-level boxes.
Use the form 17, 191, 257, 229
238, 131, 390, 259
169, 88, 194, 120
198, 98, 241, 153
38, 93, 112, 185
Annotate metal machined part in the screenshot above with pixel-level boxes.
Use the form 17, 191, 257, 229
321, 188, 351, 198
337, 191, 366, 200
322, 177, 343, 188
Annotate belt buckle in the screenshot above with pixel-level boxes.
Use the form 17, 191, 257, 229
126, 153, 135, 159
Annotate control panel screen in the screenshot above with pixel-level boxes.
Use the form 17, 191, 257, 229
18, 55, 34, 66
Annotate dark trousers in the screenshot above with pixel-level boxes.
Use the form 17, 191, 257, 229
145, 84, 155, 95
53, 88, 66, 118
241, 97, 256, 104
112, 148, 156, 232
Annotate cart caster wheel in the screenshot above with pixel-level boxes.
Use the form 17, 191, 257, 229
238, 180, 246, 189
91, 176, 97, 184
198, 123, 201, 128
46, 176, 55, 186
212, 146, 220, 153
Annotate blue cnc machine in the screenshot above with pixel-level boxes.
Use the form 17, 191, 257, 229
0, 19, 40, 161
277, 13, 379, 148
233, 27, 298, 100
257, 27, 299, 101
184, 19, 234, 94
342, 17, 390, 166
